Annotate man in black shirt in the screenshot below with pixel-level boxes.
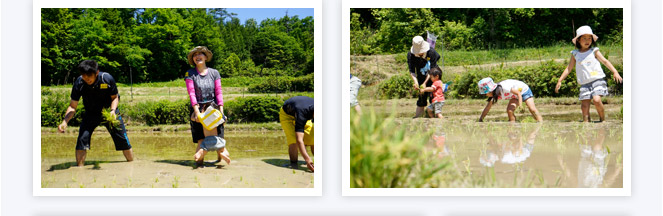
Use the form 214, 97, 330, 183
57, 60, 134, 167
279, 96, 314, 172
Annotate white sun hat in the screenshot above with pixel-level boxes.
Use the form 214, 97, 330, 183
410, 36, 430, 54
572, 25, 599, 44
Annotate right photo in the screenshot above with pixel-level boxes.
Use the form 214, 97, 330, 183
346, 7, 628, 192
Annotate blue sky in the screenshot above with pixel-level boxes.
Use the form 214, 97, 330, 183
225, 8, 313, 24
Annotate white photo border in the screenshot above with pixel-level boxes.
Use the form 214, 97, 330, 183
33, 0, 322, 196
342, 0, 631, 196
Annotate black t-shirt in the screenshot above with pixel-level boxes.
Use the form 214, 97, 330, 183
70, 72, 119, 117
407, 49, 440, 83
282, 96, 314, 132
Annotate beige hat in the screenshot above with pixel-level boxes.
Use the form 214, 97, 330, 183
410, 36, 430, 54
187, 46, 213, 66
571, 26, 599, 45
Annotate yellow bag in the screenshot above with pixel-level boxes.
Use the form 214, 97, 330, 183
199, 106, 224, 131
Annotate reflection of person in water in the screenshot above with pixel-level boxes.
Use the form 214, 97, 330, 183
432, 131, 449, 158
479, 125, 540, 167
576, 127, 622, 188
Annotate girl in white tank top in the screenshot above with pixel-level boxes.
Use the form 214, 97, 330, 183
555, 25, 623, 122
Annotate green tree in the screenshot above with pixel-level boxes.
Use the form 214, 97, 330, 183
134, 8, 192, 82
41, 8, 76, 85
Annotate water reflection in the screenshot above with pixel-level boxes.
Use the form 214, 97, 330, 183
432, 131, 450, 158
573, 127, 623, 188
480, 125, 540, 167
438, 123, 623, 188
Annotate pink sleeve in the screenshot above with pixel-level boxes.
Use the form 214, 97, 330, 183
185, 79, 198, 107
215, 79, 223, 106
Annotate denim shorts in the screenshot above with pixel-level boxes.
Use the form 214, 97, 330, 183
579, 79, 608, 100
521, 89, 534, 101
426, 101, 445, 114
201, 136, 226, 151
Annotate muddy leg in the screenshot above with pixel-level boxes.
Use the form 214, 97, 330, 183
581, 100, 591, 122
506, 99, 518, 122
524, 98, 542, 122
592, 96, 605, 122
414, 106, 425, 118
123, 149, 134, 162
426, 107, 434, 118
76, 150, 87, 167
288, 144, 299, 165
194, 139, 204, 165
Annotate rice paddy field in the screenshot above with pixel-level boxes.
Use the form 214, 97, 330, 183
40, 81, 314, 188
350, 46, 624, 188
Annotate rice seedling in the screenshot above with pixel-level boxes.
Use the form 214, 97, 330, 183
172, 176, 180, 188
101, 108, 121, 128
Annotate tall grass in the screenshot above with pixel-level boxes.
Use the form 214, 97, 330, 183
350, 109, 450, 188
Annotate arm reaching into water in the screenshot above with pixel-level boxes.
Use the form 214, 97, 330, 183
58, 100, 79, 133
478, 100, 493, 122
296, 132, 314, 172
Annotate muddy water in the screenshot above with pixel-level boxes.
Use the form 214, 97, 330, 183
41, 130, 314, 188
419, 120, 623, 188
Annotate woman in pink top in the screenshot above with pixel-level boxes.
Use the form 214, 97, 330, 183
184, 46, 230, 165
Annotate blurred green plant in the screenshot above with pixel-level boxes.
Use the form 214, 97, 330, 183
350, 109, 449, 188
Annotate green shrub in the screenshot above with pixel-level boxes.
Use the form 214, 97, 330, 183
225, 96, 284, 123
377, 73, 417, 99
290, 74, 314, 92
452, 61, 623, 99
222, 76, 269, 87
247, 74, 313, 93
41, 88, 86, 127
42, 87, 313, 126
126, 100, 190, 126
351, 110, 449, 188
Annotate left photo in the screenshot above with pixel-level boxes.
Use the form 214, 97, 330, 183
37, 7, 317, 191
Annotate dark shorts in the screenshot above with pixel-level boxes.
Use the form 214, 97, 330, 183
76, 110, 132, 151
417, 79, 433, 107
189, 103, 225, 143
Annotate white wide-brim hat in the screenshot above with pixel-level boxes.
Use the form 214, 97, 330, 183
410, 35, 430, 54
571, 25, 599, 44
